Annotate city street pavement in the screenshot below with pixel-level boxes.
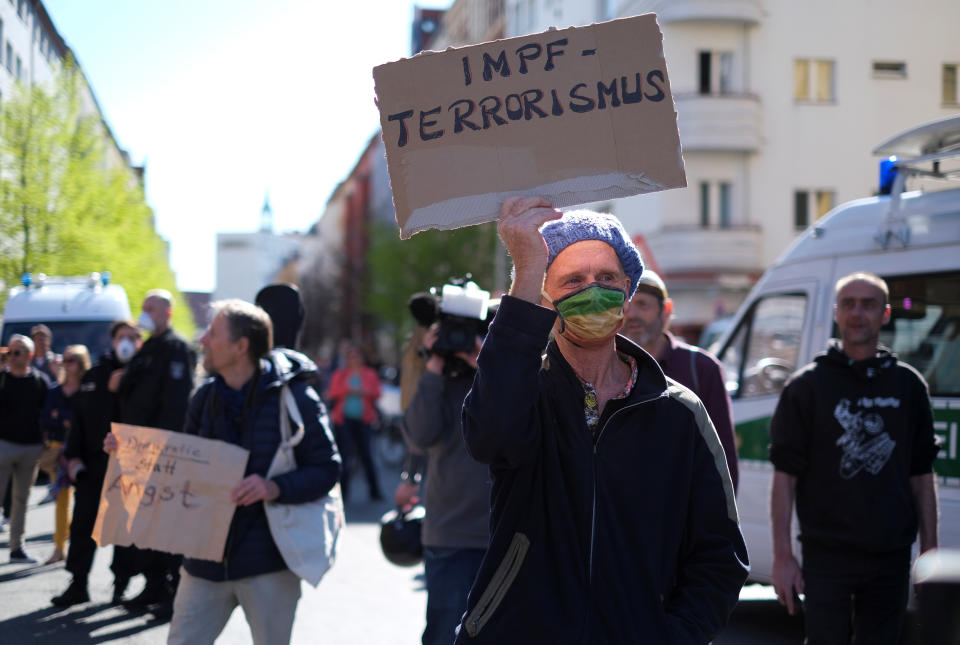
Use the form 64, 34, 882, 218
0, 469, 918, 644
0, 470, 426, 644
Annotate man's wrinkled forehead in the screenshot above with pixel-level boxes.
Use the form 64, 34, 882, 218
547, 239, 625, 277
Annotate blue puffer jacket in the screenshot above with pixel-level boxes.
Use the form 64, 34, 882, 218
182, 348, 341, 581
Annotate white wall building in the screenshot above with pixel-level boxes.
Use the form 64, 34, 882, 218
214, 199, 304, 303
0, 0, 141, 182
214, 232, 304, 304
506, 0, 960, 334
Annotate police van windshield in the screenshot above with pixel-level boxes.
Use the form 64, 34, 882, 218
1, 321, 117, 360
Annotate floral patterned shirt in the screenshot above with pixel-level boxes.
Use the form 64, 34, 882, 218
579, 353, 638, 435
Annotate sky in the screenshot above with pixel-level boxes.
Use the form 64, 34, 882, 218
42, 0, 449, 293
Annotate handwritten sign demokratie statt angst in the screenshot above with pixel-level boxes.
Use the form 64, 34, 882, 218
92, 423, 249, 562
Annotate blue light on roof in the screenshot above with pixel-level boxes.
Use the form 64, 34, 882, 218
879, 156, 898, 195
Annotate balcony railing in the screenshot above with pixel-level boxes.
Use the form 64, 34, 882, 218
646, 225, 763, 274
675, 92, 763, 153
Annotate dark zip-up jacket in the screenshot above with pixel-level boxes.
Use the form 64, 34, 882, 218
769, 341, 938, 554
657, 331, 738, 491
458, 296, 748, 644
0, 369, 48, 445
117, 327, 196, 431
65, 352, 124, 473
65, 352, 124, 475
182, 349, 341, 581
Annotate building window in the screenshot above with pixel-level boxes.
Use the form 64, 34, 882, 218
873, 61, 907, 78
15, 55, 21, 80
719, 182, 732, 228
719, 52, 734, 94
698, 51, 711, 94
794, 189, 834, 229
16, 0, 24, 20
5, 42, 11, 73
943, 64, 959, 105
814, 190, 834, 220
700, 182, 710, 227
699, 50, 735, 95
794, 58, 835, 102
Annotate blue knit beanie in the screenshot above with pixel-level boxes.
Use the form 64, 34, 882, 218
540, 210, 645, 297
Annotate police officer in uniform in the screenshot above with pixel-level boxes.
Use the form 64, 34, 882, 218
115, 289, 196, 613
51, 320, 142, 607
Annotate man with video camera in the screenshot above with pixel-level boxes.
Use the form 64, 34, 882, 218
401, 280, 492, 645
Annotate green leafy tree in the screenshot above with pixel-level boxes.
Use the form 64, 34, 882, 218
365, 220, 502, 356
0, 58, 193, 336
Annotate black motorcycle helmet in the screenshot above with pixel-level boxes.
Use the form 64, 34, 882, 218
379, 505, 426, 567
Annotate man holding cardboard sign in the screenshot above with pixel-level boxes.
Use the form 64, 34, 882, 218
166, 300, 340, 645
457, 198, 747, 643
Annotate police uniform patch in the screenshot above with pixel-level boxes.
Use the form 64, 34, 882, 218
170, 361, 185, 380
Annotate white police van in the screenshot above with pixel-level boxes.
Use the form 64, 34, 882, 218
0, 272, 132, 359
713, 115, 960, 584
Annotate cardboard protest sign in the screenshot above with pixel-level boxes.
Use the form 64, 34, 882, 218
92, 423, 249, 562
374, 13, 686, 238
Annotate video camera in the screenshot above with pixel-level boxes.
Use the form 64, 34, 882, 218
408, 276, 493, 359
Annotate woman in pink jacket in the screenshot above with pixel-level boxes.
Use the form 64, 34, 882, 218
326, 344, 383, 502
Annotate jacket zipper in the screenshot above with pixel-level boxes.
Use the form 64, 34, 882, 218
588, 393, 666, 582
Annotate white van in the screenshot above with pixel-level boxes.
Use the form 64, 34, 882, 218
713, 115, 960, 584
1, 272, 132, 359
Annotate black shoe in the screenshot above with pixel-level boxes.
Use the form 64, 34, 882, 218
9, 548, 36, 564
151, 599, 174, 621
51, 581, 90, 607
112, 577, 130, 605
122, 583, 171, 608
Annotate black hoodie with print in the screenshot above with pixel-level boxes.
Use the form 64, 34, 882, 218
769, 340, 939, 553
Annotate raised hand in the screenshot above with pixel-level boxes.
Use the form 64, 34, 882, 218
497, 196, 562, 303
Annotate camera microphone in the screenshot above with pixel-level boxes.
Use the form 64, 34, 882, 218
408, 292, 440, 327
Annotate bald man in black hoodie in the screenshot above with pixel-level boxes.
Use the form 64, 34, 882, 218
770, 271, 939, 645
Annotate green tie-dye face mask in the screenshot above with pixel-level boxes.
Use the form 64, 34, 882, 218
549, 283, 626, 340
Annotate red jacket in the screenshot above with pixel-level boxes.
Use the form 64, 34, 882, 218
326, 365, 381, 425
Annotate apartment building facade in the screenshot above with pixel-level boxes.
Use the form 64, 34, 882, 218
506, 0, 960, 335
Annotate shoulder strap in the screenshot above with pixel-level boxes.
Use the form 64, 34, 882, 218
279, 384, 306, 448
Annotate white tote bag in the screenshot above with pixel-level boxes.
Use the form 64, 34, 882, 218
264, 384, 345, 587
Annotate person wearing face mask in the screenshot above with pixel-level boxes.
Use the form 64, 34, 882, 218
113, 289, 196, 614
51, 321, 142, 606
455, 199, 748, 644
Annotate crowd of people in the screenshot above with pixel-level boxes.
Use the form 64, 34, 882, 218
0, 204, 941, 645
